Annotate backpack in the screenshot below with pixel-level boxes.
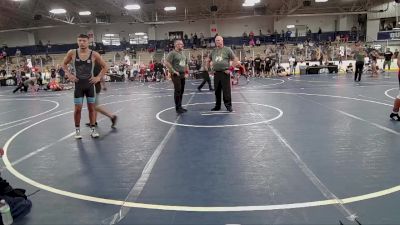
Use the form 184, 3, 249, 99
0, 177, 32, 224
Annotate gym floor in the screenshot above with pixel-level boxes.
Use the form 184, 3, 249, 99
1, 73, 400, 225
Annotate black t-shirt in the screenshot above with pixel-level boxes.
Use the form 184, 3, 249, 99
154, 63, 164, 73
265, 59, 271, 68
384, 52, 393, 61
50, 69, 56, 78
58, 68, 65, 76
242, 60, 250, 69
254, 57, 262, 67
189, 62, 197, 71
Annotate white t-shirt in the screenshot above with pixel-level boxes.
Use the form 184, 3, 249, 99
289, 57, 296, 66
132, 63, 139, 71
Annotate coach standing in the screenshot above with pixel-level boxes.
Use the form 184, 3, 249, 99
209, 36, 239, 112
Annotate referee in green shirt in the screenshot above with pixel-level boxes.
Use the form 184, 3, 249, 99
208, 36, 240, 112
166, 39, 189, 114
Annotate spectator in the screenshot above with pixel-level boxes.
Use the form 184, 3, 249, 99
318, 27, 322, 41
15, 49, 21, 57
256, 38, 261, 46
249, 31, 254, 39
193, 33, 198, 47
249, 39, 255, 47
307, 29, 312, 38
57, 65, 65, 83
394, 49, 399, 58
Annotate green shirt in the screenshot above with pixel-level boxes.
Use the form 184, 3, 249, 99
354, 49, 365, 62
166, 50, 187, 73
210, 47, 235, 71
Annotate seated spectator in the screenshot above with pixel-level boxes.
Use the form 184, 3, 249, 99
256, 38, 261, 46
210, 41, 215, 48
249, 31, 254, 39
15, 49, 21, 57
0, 175, 32, 223
346, 63, 354, 73
249, 39, 255, 47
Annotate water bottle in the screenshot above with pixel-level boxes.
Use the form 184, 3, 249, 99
0, 199, 13, 225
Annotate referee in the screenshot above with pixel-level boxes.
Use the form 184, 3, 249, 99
208, 36, 239, 112
165, 39, 188, 114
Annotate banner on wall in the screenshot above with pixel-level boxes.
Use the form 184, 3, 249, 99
210, 24, 218, 37
377, 31, 400, 40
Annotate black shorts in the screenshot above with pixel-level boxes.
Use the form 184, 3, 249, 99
74, 79, 96, 104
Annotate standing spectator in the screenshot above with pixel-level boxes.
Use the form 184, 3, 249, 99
289, 55, 296, 75
50, 66, 56, 79
57, 65, 65, 83
394, 49, 399, 59
193, 33, 198, 47
184, 34, 188, 44
249, 31, 255, 39
46, 40, 51, 55
369, 49, 379, 77
254, 54, 262, 76
249, 39, 255, 47
383, 48, 394, 72
389, 53, 400, 121
318, 27, 322, 41
353, 42, 367, 82
197, 56, 213, 91
15, 49, 21, 57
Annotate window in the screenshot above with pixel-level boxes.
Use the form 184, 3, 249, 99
380, 18, 397, 31
129, 33, 148, 45
102, 34, 121, 46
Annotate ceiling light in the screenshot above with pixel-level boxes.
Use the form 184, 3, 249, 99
143, 36, 148, 39
315, 0, 328, 2
242, 2, 255, 7
135, 32, 145, 35
287, 25, 295, 29
104, 34, 115, 37
164, 6, 176, 11
79, 11, 91, 16
124, 4, 141, 10
49, 8, 67, 14
245, 0, 260, 3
